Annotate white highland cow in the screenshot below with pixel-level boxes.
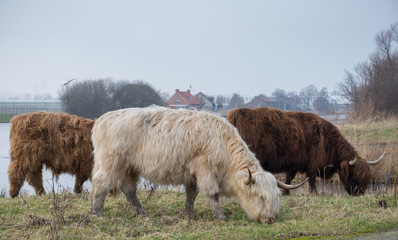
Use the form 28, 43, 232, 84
90, 106, 306, 222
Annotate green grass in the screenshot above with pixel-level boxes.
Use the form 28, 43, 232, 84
1, 190, 397, 239
338, 119, 398, 142
0, 115, 12, 123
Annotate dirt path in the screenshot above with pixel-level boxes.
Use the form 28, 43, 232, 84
349, 228, 398, 239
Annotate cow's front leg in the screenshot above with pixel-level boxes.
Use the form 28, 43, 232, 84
207, 192, 226, 221
92, 187, 108, 216
308, 176, 318, 195
192, 155, 226, 221
283, 171, 297, 195
196, 174, 226, 221
8, 160, 27, 198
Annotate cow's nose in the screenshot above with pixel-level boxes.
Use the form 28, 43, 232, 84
260, 217, 276, 223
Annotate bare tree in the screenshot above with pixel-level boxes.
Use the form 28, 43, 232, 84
215, 95, 228, 110
228, 93, 244, 109
272, 88, 288, 110
286, 91, 303, 111
299, 85, 318, 111
313, 87, 331, 114
59, 79, 115, 119
159, 92, 171, 104
339, 22, 398, 118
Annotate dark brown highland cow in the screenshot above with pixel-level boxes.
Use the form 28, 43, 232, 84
8, 112, 94, 198
227, 107, 385, 195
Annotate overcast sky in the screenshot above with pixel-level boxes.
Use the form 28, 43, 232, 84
0, 1, 397, 99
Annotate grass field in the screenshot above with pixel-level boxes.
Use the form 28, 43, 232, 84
1, 188, 397, 239
0, 115, 12, 123
1, 117, 398, 239
339, 117, 398, 141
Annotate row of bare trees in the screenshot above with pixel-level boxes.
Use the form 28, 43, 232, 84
59, 79, 164, 119
214, 85, 335, 114
339, 22, 398, 119
271, 85, 336, 114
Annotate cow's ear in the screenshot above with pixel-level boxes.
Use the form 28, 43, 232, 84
339, 161, 350, 181
231, 113, 237, 126
237, 169, 255, 186
239, 108, 247, 116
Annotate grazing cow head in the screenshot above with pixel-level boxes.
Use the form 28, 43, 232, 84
236, 169, 307, 223
236, 169, 281, 223
339, 152, 385, 196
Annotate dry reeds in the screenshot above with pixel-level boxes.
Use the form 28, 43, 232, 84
339, 117, 398, 184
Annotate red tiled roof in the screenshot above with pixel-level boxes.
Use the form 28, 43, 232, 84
244, 94, 271, 108
180, 91, 200, 105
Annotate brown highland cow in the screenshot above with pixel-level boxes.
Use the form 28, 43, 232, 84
227, 107, 385, 195
8, 112, 94, 198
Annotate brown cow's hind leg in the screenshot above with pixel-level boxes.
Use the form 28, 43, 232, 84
26, 169, 45, 195
74, 174, 89, 194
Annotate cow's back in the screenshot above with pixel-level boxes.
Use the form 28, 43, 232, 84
92, 107, 246, 186
227, 107, 326, 174
93, 108, 209, 185
9, 112, 94, 175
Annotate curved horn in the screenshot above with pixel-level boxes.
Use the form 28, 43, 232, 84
367, 151, 386, 165
349, 156, 358, 166
244, 168, 254, 185
277, 177, 309, 190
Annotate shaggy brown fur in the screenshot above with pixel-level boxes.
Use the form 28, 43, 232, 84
227, 107, 372, 195
8, 112, 94, 198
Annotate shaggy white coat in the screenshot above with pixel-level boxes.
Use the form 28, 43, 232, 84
91, 106, 281, 222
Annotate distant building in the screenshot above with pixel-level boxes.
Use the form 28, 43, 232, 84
166, 89, 201, 110
194, 92, 215, 111
0, 100, 64, 115
244, 94, 273, 108
244, 94, 305, 111
328, 95, 351, 113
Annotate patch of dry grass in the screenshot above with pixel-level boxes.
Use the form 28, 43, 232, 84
1, 189, 398, 239
337, 118, 398, 183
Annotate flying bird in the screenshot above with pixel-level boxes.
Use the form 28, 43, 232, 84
63, 79, 75, 85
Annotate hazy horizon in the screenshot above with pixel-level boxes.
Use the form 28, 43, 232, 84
1, 1, 397, 100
